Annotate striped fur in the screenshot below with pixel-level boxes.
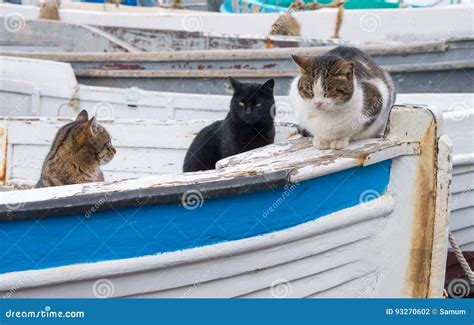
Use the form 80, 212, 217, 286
36, 111, 116, 188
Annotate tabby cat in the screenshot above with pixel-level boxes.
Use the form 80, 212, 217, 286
183, 77, 276, 172
289, 46, 396, 149
36, 110, 116, 188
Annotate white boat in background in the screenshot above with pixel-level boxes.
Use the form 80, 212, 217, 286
0, 105, 451, 298
0, 2, 473, 42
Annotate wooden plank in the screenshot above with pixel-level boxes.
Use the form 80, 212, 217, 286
0, 40, 449, 62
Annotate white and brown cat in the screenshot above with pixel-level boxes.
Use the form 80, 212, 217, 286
289, 46, 396, 150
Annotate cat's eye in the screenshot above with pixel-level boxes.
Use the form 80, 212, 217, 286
256, 102, 262, 108
239, 101, 245, 107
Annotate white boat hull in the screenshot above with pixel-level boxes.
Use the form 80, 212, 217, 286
0, 105, 451, 298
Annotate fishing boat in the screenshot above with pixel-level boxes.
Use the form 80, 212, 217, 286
94, 25, 347, 51
2, 36, 473, 95
0, 18, 140, 53
0, 56, 472, 297
0, 18, 348, 53
0, 104, 451, 298
0, 2, 472, 42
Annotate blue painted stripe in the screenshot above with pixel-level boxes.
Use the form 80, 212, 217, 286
0, 160, 391, 274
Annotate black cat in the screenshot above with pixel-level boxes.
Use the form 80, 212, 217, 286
183, 77, 276, 172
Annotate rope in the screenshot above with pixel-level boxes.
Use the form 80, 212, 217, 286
289, 0, 343, 11
57, 84, 80, 117
449, 231, 474, 284
332, 1, 344, 39
289, 0, 345, 39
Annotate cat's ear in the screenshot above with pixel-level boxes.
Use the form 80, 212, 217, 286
75, 110, 89, 123
260, 79, 275, 95
228, 77, 242, 90
335, 61, 354, 80
262, 79, 274, 91
75, 117, 95, 144
292, 54, 313, 72
87, 116, 97, 136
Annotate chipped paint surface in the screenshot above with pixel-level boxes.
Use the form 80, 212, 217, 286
97, 26, 340, 52
218, 136, 420, 183
429, 135, 452, 297
0, 128, 6, 184
0, 18, 138, 53
393, 107, 451, 298
406, 119, 437, 297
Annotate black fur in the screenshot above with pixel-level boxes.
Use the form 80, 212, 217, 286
183, 77, 276, 172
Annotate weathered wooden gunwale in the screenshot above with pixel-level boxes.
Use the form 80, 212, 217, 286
0, 40, 450, 61
95, 26, 349, 51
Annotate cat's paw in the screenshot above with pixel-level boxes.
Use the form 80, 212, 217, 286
312, 138, 330, 150
329, 138, 349, 150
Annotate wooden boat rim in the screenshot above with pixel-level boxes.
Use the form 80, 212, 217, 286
68, 60, 474, 79
2, 38, 470, 62
7, 17, 351, 44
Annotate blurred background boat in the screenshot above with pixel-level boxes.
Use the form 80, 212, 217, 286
222, 0, 426, 13
2, 37, 472, 94
0, 18, 140, 52
0, 18, 350, 53
1, 2, 472, 42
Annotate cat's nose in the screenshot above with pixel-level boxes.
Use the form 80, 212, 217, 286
245, 107, 252, 115
313, 101, 323, 109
